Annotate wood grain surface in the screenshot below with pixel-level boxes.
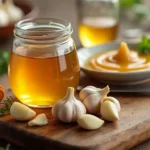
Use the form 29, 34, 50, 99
1, 74, 150, 150
0, 0, 150, 149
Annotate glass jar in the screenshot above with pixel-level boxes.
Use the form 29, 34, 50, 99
8, 18, 80, 108
77, 0, 120, 47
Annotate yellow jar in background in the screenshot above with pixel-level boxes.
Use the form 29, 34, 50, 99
77, 0, 119, 47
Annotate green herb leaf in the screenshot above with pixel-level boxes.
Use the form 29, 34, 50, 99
137, 36, 150, 54
0, 97, 14, 116
0, 51, 10, 76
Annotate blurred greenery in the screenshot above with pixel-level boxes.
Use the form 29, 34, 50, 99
0, 144, 10, 150
120, 0, 150, 26
0, 139, 25, 150
0, 51, 10, 76
120, 0, 142, 9
138, 36, 150, 54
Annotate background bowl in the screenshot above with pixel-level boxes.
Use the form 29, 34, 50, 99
78, 42, 150, 85
0, 0, 39, 38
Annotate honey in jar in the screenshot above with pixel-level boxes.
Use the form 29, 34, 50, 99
8, 18, 80, 108
79, 17, 118, 47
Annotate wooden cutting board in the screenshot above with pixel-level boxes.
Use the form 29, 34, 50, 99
1, 74, 150, 150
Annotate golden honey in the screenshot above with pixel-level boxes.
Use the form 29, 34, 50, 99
9, 48, 80, 107
79, 17, 118, 47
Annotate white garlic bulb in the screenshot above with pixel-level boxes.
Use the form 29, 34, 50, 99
52, 87, 86, 123
10, 102, 36, 121
0, 0, 9, 27
79, 86, 110, 114
4, 0, 23, 23
100, 96, 121, 121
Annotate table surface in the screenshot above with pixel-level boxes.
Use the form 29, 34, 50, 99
0, 0, 150, 150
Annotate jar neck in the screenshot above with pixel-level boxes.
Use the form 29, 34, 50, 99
14, 18, 73, 44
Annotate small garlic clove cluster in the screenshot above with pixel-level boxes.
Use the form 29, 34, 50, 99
10, 102, 48, 126
79, 86, 121, 122
52, 87, 86, 123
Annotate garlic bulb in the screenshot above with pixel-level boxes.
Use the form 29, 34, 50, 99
0, 0, 9, 27
79, 86, 109, 114
4, 0, 23, 23
10, 102, 36, 121
52, 87, 86, 123
28, 113, 48, 127
100, 97, 121, 121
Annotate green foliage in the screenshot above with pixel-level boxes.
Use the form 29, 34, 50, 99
0, 144, 10, 150
120, 0, 142, 9
138, 36, 150, 54
0, 51, 10, 75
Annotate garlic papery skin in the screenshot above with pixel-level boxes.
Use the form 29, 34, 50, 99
104, 96, 121, 112
100, 101, 119, 121
78, 114, 104, 130
10, 102, 36, 121
4, 0, 23, 23
79, 86, 99, 101
80, 86, 110, 114
52, 87, 86, 123
28, 113, 48, 127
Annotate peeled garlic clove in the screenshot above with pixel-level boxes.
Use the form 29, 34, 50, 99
28, 113, 48, 127
100, 101, 119, 121
82, 86, 110, 114
10, 102, 36, 121
52, 87, 86, 123
78, 114, 104, 130
104, 96, 121, 112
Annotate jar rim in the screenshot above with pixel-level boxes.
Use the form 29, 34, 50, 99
14, 18, 73, 43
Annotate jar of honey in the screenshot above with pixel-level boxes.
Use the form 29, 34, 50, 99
8, 18, 80, 108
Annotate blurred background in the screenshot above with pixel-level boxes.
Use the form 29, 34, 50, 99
0, 0, 150, 49
0, 0, 150, 149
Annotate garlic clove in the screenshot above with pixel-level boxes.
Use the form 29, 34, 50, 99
83, 93, 101, 114
78, 114, 104, 130
52, 87, 86, 123
81, 86, 110, 114
10, 102, 36, 121
28, 113, 48, 127
100, 101, 119, 121
79, 85, 110, 101
79, 86, 97, 101
104, 96, 121, 112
